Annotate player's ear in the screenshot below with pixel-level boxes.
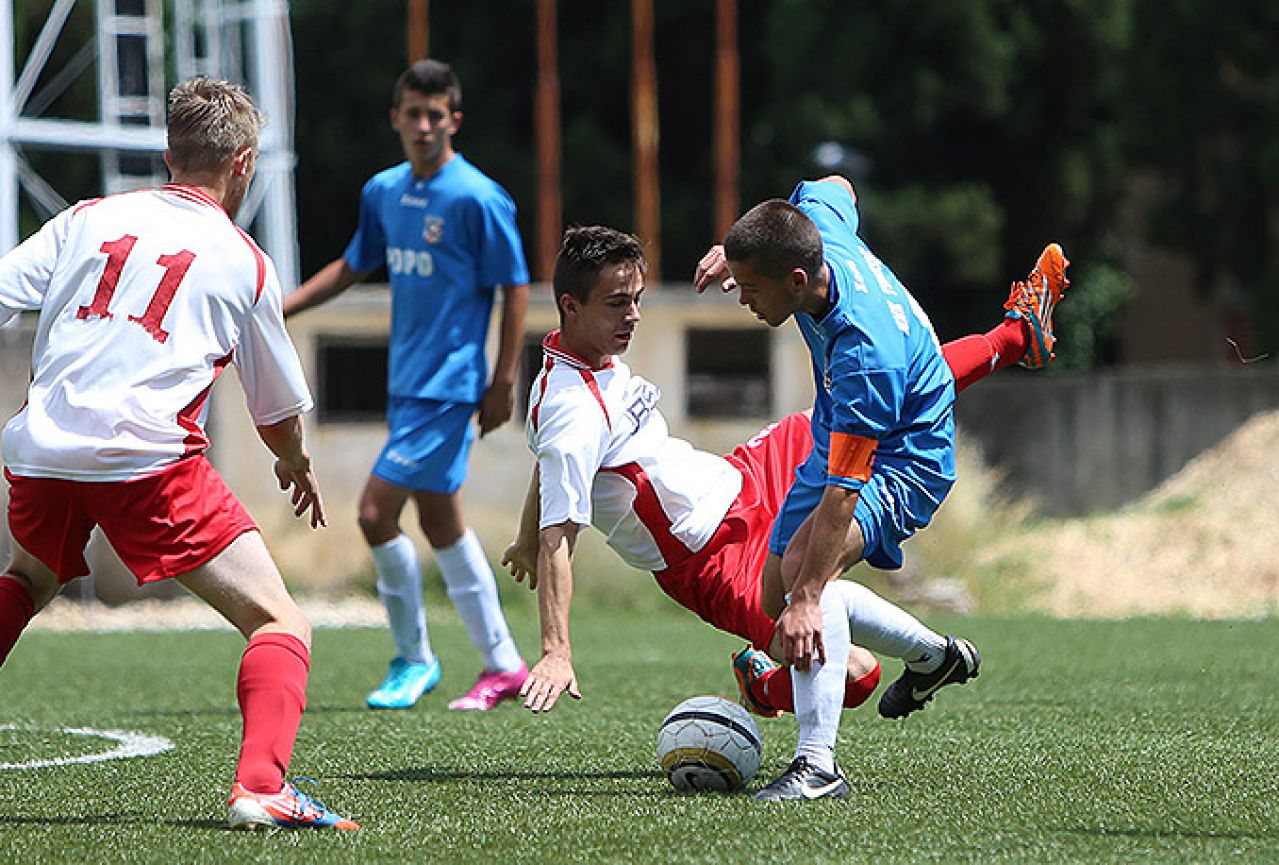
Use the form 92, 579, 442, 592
449, 111, 463, 134
230, 145, 254, 177
558, 292, 579, 320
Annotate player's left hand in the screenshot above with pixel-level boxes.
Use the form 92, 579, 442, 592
478, 381, 515, 437
273, 458, 327, 529
776, 597, 825, 672
501, 539, 539, 589
521, 653, 581, 713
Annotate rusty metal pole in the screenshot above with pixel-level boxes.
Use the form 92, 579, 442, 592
713, 0, 740, 241
535, 0, 563, 283
407, 0, 429, 63
630, 0, 661, 282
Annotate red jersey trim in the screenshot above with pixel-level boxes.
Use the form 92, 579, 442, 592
600, 462, 693, 565
579, 369, 611, 431
541, 330, 613, 371
177, 350, 233, 454
530, 356, 554, 432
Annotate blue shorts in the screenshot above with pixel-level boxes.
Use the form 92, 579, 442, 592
769, 460, 953, 570
371, 397, 477, 494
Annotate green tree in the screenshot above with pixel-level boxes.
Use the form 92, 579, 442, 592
1122, 0, 1279, 355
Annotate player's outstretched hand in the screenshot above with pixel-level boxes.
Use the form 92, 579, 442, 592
477, 381, 515, 437
501, 539, 538, 589
693, 244, 737, 294
274, 458, 327, 529
521, 653, 581, 713
776, 597, 825, 672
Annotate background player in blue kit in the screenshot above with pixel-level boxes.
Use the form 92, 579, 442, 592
696, 175, 1068, 800
285, 59, 529, 711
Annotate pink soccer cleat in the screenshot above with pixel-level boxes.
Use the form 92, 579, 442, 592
446, 663, 529, 711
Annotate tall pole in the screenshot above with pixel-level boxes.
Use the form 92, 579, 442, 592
630, 0, 660, 281
407, 0, 429, 63
534, 0, 562, 283
713, 0, 739, 241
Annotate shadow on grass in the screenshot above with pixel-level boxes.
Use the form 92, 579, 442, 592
0, 813, 225, 830
347, 766, 658, 784
1060, 825, 1275, 843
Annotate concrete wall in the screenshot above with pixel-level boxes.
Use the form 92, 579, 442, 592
954, 364, 1279, 515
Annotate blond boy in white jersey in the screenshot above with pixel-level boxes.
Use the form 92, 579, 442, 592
0, 78, 357, 831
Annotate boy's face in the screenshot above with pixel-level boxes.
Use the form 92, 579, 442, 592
725, 257, 802, 328
390, 90, 460, 173
560, 264, 644, 365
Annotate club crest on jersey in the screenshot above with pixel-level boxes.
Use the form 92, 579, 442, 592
423, 216, 445, 245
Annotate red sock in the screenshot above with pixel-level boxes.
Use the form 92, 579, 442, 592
753, 661, 883, 713
842, 663, 882, 709
942, 318, 1028, 394
234, 631, 310, 794
0, 576, 37, 666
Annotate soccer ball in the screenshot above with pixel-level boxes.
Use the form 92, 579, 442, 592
656, 695, 762, 793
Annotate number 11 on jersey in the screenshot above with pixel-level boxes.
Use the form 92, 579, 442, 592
77, 235, 197, 344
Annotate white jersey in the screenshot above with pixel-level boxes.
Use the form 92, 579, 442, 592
527, 331, 742, 572
0, 184, 312, 481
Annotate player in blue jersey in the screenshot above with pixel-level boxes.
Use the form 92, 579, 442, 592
695, 175, 1068, 800
285, 59, 529, 711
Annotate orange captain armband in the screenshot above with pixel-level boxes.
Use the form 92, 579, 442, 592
828, 432, 877, 483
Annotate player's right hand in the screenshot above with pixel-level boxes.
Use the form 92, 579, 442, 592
521, 653, 581, 713
693, 244, 737, 294
776, 597, 825, 672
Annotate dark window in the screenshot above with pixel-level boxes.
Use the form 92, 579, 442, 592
686, 328, 771, 418
316, 336, 388, 423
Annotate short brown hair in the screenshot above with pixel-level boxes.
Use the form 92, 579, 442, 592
166, 77, 264, 174
392, 59, 463, 112
553, 226, 647, 309
724, 199, 824, 281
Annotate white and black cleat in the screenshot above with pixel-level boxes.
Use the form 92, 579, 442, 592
878, 635, 980, 719
753, 757, 849, 802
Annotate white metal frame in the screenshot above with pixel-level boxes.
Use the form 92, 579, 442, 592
0, 0, 298, 287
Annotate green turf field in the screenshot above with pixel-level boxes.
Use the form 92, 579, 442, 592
0, 607, 1275, 864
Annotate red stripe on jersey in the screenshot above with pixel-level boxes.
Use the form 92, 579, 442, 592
177, 351, 233, 454
541, 329, 613, 371
600, 462, 693, 565
73, 197, 104, 214
233, 227, 267, 302
530, 356, 554, 431
162, 184, 223, 211
579, 369, 611, 431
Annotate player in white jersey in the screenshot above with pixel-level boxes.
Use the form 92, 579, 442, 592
0, 78, 356, 830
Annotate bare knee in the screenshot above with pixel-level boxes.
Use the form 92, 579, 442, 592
357, 503, 399, 546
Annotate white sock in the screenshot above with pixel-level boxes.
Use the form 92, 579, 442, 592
827, 580, 948, 672
372, 534, 432, 665
436, 529, 522, 673
791, 587, 852, 775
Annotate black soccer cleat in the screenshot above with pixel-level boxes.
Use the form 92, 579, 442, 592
877, 636, 981, 719
753, 757, 849, 802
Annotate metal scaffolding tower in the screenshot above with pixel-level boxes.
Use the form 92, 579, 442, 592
0, 0, 299, 287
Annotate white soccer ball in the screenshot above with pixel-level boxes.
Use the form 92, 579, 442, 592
656, 695, 762, 793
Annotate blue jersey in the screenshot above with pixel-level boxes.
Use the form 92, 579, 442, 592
344, 155, 529, 403
788, 180, 955, 530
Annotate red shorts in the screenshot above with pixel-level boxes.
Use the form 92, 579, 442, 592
653, 412, 813, 648
6, 455, 258, 584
